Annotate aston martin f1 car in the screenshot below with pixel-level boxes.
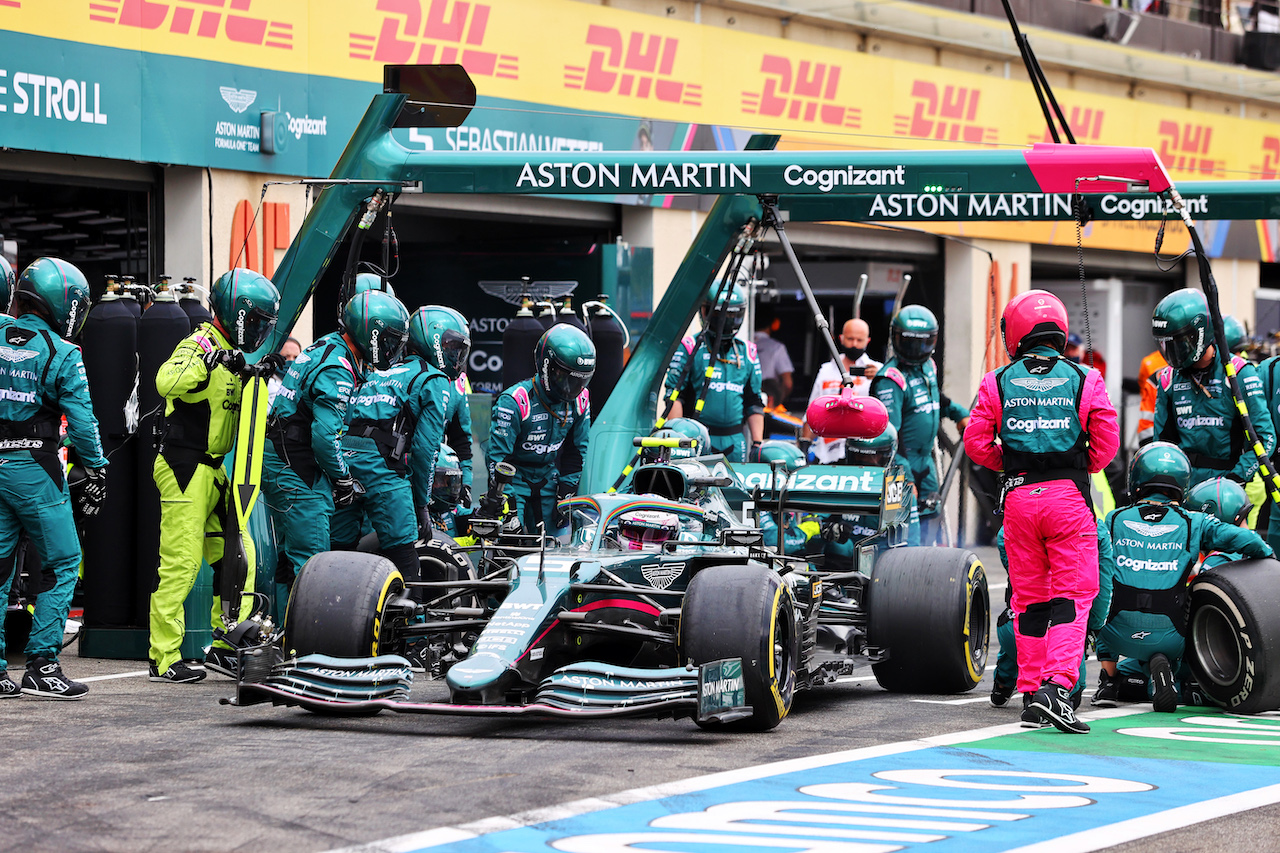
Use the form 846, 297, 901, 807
226, 444, 990, 730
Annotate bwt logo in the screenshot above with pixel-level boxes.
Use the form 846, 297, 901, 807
1252, 136, 1280, 179
90, 0, 293, 49
564, 25, 702, 107
893, 81, 996, 144
1028, 105, 1105, 144
1157, 121, 1224, 176
349, 0, 518, 81
741, 55, 860, 129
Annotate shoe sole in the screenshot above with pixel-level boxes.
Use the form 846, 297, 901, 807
204, 663, 237, 679
20, 688, 86, 700
1090, 697, 1118, 708
149, 675, 206, 683
1150, 655, 1178, 712
1019, 717, 1047, 728
1030, 697, 1090, 734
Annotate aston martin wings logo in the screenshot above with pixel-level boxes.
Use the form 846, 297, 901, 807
478, 280, 577, 306
1123, 520, 1180, 537
641, 561, 685, 590
0, 346, 38, 363
220, 87, 258, 114
1009, 377, 1071, 392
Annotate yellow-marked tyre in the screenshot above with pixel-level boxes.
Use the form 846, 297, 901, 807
680, 564, 798, 732
867, 547, 989, 694
285, 551, 404, 658
1188, 558, 1280, 714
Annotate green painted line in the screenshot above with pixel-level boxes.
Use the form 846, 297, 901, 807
956, 705, 1280, 767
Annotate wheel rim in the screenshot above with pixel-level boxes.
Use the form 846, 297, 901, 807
968, 583, 990, 677
1192, 603, 1242, 688
772, 595, 797, 705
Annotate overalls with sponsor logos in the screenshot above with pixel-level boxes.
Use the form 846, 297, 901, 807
1256, 355, 1280, 552
665, 335, 763, 463
263, 331, 363, 578
871, 356, 968, 517
0, 315, 107, 666
995, 347, 1097, 694
485, 379, 590, 532
330, 355, 450, 578
445, 372, 474, 493
1152, 354, 1275, 489
1099, 499, 1271, 683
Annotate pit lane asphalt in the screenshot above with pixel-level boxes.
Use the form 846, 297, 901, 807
3, 546, 1276, 853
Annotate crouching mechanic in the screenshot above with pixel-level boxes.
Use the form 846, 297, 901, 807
965, 290, 1119, 734
331, 298, 449, 583
485, 325, 593, 533
149, 269, 281, 682
1150, 289, 1274, 489
820, 425, 920, 572
1093, 442, 1271, 711
871, 305, 969, 543
265, 291, 403, 580
1187, 476, 1256, 571
664, 283, 764, 462
0, 259, 105, 699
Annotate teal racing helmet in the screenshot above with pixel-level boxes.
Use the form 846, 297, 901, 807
209, 268, 280, 352
1129, 440, 1192, 501
700, 280, 748, 339
410, 305, 471, 380
1187, 477, 1253, 527
354, 272, 394, 299
757, 440, 806, 472
0, 256, 14, 313
1223, 315, 1248, 355
14, 257, 91, 340
431, 446, 463, 513
663, 417, 711, 457
891, 305, 938, 365
343, 290, 410, 370
534, 324, 596, 403
1152, 289, 1211, 370
844, 422, 898, 467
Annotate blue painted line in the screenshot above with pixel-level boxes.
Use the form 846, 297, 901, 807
369, 744, 1280, 853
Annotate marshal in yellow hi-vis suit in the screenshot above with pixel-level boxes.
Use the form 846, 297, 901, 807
148, 269, 280, 683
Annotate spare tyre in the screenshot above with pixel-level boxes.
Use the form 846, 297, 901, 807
1187, 558, 1280, 714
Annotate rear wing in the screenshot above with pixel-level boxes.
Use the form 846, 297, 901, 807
714, 461, 911, 526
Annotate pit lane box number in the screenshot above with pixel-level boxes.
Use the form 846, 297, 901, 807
697, 658, 751, 724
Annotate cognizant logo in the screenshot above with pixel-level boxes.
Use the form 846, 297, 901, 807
783, 165, 905, 192
1116, 555, 1180, 572
1005, 416, 1070, 433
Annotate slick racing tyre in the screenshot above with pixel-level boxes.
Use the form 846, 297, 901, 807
867, 547, 989, 694
680, 564, 799, 732
1188, 558, 1280, 714
285, 551, 404, 658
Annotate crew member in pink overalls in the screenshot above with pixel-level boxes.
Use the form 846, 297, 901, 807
965, 290, 1118, 734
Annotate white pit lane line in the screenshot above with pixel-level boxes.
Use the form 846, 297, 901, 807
324, 709, 1163, 853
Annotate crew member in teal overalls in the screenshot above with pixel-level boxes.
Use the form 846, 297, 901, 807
665, 283, 764, 463
0, 258, 106, 699
485, 325, 594, 533
1150, 289, 1274, 489
871, 305, 968, 543
1186, 476, 1256, 570
264, 291, 405, 579
415, 306, 473, 510
1093, 442, 1271, 712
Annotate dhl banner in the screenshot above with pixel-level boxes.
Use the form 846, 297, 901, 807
1, 0, 1277, 254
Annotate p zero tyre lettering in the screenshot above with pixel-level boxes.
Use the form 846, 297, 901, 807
1188, 558, 1280, 714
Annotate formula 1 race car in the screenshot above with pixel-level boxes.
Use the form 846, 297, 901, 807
226, 440, 990, 730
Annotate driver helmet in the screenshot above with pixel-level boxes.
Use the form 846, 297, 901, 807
616, 509, 680, 552
534, 324, 596, 403
431, 446, 463, 513
1129, 440, 1192, 501
757, 440, 806, 472
891, 305, 939, 365
209, 268, 281, 352
1152, 289, 1211, 370
844, 422, 898, 467
1187, 476, 1253, 527
662, 417, 711, 458
700, 280, 748, 340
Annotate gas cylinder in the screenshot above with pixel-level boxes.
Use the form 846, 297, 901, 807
586, 297, 627, 415
135, 281, 196, 622
178, 277, 213, 331
536, 300, 557, 331
502, 298, 545, 389
554, 298, 588, 334
79, 282, 140, 627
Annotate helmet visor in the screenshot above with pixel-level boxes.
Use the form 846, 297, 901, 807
894, 330, 936, 364
1155, 326, 1204, 369
618, 512, 678, 551
431, 466, 463, 509
236, 306, 278, 352
438, 330, 471, 379
370, 328, 408, 370
547, 361, 594, 402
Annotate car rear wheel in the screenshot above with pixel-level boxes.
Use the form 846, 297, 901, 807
680, 564, 798, 731
1188, 558, 1280, 714
867, 546, 989, 694
285, 551, 404, 659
